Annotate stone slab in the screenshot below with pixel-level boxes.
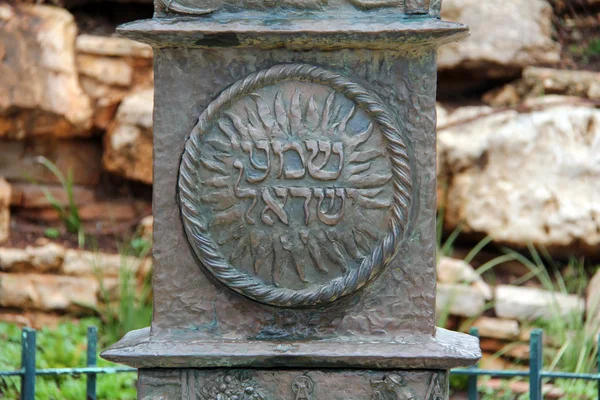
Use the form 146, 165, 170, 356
102, 327, 480, 370
76, 34, 153, 58
118, 15, 467, 50
152, 0, 440, 18
495, 285, 584, 321
0, 139, 102, 186
137, 368, 448, 399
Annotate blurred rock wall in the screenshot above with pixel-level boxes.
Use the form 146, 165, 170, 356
0, 0, 599, 323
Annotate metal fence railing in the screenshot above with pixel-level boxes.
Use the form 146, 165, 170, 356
0, 327, 135, 400
1, 326, 599, 399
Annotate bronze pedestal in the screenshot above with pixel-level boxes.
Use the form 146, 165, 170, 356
102, 1, 480, 398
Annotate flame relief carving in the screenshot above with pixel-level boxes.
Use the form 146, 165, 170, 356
179, 64, 412, 307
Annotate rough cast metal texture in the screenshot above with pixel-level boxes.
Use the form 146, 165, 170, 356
178, 63, 412, 307
100, 47, 480, 369
156, 48, 435, 339
103, 0, 481, 378
153, 0, 438, 17
138, 369, 448, 400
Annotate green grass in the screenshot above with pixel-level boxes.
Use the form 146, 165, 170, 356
84, 235, 153, 346
436, 218, 600, 399
478, 247, 599, 400
34, 157, 85, 248
0, 319, 137, 400
96, 255, 153, 346
0, 229, 153, 398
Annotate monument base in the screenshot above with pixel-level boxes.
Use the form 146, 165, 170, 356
138, 368, 449, 400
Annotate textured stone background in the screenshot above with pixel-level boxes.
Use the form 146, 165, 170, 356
0, 0, 599, 379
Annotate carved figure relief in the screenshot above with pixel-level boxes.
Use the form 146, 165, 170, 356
140, 370, 447, 400
155, 0, 431, 15
155, 0, 327, 15
291, 376, 314, 400
179, 64, 412, 307
155, 0, 214, 15
370, 373, 446, 400
196, 371, 267, 400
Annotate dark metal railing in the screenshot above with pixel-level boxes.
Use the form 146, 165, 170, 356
0, 327, 135, 400
1, 327, 599, 399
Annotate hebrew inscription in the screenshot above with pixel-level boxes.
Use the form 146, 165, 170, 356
179, 64, 412, 307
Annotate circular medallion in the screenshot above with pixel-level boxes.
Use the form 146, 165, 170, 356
178, 64, 412, 307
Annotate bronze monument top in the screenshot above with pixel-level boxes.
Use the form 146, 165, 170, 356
152, 0, 442, 17
118, 0, 467, 49
103, 0, 480, 390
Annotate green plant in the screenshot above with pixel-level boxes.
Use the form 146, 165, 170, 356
497, 247, 598, 398
35, 156, 85, 248
93, 237, 153, 345
568, 38, 600, 65
435, 199, 464, 260
44, 227, 61, 239
587, 38, 600, 57
129, 237, 152, 258
0, 320, 137, 400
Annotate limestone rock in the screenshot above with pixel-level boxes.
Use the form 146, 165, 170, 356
0, 243, 65, 273
77, 54, 133, 87
10, 182, 96, 208
495, 285, 585, 321
0, 311, 68, 329
436, 283, 485, 318
138, 215, 153, 242
480, 353, 509, 370
0, 4, 93, 139
438, 0, 560, 76
0, 312, 32, 327
62, 249, 150, 277
586, 269, 600, 327
482, 84, 522, 108
75, 34, 153, 59
484, 67, 600, 107
437, 257, 492, 300
471, 317, 520, 340
0, 139, 103, 186
0, 178, 9, 243
436, 103, 449, 128
438, 102, 600, 255
0, 272, 98, 312
75, 35, 154, 130
103, 89, 154, 184
17, 200, 151, 223
523, 67, 600, 100
0, 248, 30, 271
484, 378, 564, 399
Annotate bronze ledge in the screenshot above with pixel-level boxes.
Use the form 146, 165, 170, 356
117, 14, 468, 50
101, 327, 481, 370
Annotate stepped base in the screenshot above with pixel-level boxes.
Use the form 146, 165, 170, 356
137, 368, 449, 400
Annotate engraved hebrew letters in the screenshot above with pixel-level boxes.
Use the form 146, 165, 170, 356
199, 83, 391, 286
179, 64, 412, 307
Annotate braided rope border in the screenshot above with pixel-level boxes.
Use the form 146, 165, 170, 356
178, 64, 412, 307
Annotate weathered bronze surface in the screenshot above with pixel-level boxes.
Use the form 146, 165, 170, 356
138, 369, 448, 399
102, 0, 479, 398
179, 63, 410, 307
152, 0, 441, 16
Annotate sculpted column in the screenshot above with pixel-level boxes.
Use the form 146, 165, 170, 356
102, 1, 481, 398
